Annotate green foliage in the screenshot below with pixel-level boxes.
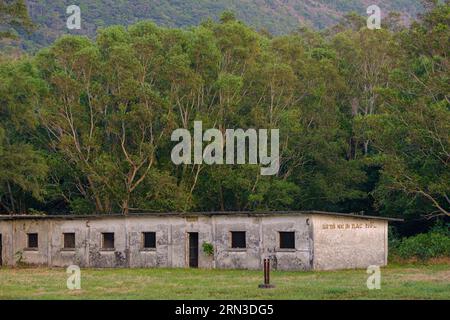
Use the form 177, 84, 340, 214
0, 60, 48, 213
390, 220, 450, 260
69, 198, 95, 215
356, 3, 450, 219
0, 3, 447, 236
202, 242, 214, 256
394, 228, 450, 260
14, 250, 24, 265
0, 0, 33, 40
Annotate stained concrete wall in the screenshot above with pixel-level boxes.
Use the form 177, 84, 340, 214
0, 219, 51, 266
0, 213, 389, 271
311, 215, 388, 270
0, 220, 14, 266
213, 215, 312, 270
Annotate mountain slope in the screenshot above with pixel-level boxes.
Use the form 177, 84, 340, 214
21, 0, 423, 50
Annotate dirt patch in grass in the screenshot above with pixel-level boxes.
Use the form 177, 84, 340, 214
400, 269, 450, 282
390, 256, 450, 265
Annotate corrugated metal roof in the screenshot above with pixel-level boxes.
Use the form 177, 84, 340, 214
0, 211, 403, 221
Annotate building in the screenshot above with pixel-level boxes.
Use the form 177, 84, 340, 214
0, 211, 401, 271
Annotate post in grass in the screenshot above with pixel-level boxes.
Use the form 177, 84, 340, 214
259, 258, 275, 289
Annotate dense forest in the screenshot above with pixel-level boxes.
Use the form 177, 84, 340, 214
12, 0, 423, 51
0, 1, 448, 236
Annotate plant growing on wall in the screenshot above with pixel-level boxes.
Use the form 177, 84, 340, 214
14, 250, 24, 266
202, 242, 214, 256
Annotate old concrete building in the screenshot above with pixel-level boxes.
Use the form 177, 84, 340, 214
0, 211, 400, 271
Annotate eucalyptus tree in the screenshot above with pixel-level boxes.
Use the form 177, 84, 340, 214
37, 28, 182, 214
0, 60, 48, 213
356, 3, 450, 218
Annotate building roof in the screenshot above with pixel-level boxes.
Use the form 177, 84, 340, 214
0, 211, 403, 222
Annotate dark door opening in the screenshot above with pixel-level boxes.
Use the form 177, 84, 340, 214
0, 234, 2, 266
188, 232, 199, 268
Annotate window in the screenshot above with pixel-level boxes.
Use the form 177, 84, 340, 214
279, 232, 295, 249
231, 231, 246, 249
63, 233, 76, 249
143, 232, 156, 249
102, 233, 115, 250
27, 233, 38, 249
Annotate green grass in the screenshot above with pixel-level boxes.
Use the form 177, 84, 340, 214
0, 264, 449, 299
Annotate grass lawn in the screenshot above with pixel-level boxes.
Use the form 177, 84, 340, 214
0, 263, 449, 300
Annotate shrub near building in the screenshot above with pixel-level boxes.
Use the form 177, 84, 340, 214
390, 222, 450, 261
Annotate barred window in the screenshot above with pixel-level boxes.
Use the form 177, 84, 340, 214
102, 233, 115, 249
279, 232, 295, 249
63, 233, 75, 249
27, 233, 38, 249
231, 231, 246, 248
143, 232, 156, 249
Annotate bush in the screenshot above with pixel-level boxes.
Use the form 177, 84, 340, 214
202, 242, 214, 256
394, 223, 450, 261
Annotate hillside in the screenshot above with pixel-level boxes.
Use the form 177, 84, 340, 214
20, 0, 423, 51
0, 1, 448, 221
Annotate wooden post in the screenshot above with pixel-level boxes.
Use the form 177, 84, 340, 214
259, 258, 275, 288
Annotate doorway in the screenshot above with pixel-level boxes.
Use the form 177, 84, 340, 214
188, 232, 198, 268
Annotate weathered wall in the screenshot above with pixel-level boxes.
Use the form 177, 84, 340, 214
0, 213, 390, 271
50, 219, 89, 267
0, 214, 313, 271
0, 220, 13, 266
311, 215, 388, 270
0, 219, 51, 266
6, 216, 213, 269
212, 215, 312, 271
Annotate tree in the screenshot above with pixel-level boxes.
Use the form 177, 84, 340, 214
38, 32, 181, 215
0, 60, 48, 213
357, 3, 450, 218
0, 0, 33, 40
0, 4, 447, 230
